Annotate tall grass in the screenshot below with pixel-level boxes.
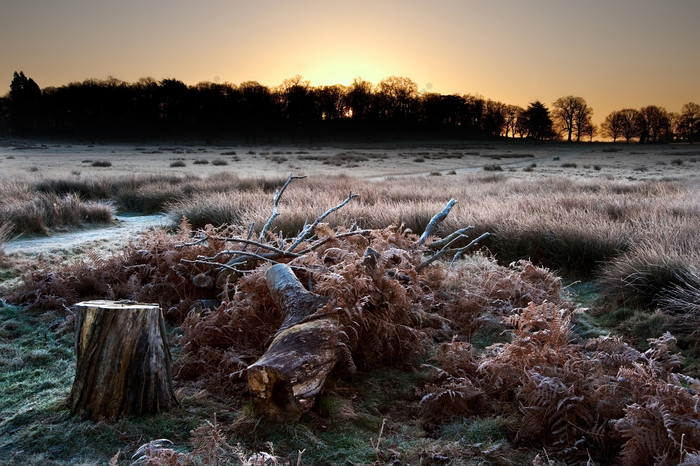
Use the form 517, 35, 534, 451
3, 170, 698, 309
0, 182, 114, 235
163, 174, 699, 311
0, 221, 13, 261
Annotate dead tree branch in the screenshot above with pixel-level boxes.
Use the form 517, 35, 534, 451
417, 231, 490, 272
285, 191, 358, 253
259, 173, 307, 242
418, 198, 457, 245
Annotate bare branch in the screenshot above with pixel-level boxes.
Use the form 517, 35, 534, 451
175, 235, 209, 248
450, 232, 491, 265
418, 198, 457, 245
417, 231, 490, 273
285, 191, 358, 253
426, 226, 473, 250
203, 237, 298, 257
259, 173, 307, 242
294, 229, 373, 255
180, 258, 246, 273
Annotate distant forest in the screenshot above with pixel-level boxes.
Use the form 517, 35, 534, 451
1, 71, 698, 143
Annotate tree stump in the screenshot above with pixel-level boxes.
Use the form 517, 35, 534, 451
68, 300, 178, 420
247, 264, 338, 421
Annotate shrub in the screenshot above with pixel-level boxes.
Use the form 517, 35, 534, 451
211, 159, 228, 166
0, 193, 113, 235
598, 236, 700, 309
91, 160, 112, 167
170, 160, 186, 168
33, 177, 114, 200
561, 162, 577, 168
483, 164, 502, 171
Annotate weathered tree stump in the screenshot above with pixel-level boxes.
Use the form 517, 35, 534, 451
68, 300, 178, 420
247, 264, 338, 421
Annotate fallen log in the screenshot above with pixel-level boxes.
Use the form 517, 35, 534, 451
247, 264, 337, 421
68, 300, 178, 420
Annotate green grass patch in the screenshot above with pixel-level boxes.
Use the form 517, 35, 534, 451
0, 304, 233, 465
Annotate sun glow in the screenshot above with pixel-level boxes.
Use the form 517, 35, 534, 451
302, 50, 405, 88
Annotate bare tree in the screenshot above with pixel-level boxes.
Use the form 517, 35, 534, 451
503, 104, 522, 138
376, 76, 418, 121
677, 102, 700, 143
601, 111, 625, 142
581, 119, 597, 142
617, 108, 642, 143
317, 84, 348, 120
345, 77, 374, 120
638, 105, 671, 143
573, 104, 593, 142
552, 96, 591, 142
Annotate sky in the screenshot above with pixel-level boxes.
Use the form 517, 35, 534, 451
1, 0, 699, 125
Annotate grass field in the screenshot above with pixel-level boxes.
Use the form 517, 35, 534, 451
1, 140, 699, 465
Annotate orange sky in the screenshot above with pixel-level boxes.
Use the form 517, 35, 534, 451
1, 0, 698, 125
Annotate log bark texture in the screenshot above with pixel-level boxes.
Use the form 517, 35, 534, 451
69, 300, 178, 420
247, 264, 337, 421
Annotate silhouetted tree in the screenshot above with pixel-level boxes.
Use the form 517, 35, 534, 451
316, 84, 348, 121
346, 78, 375, 121
638, 105, 671, 143
376, 76, 418, 122
552, 96, 592, 142
523, 101, 554, 140
238, 81, 274, 141
8, 71, 41, 136
514, 107, 530, 138
677, 102, 700, 143
481, 99, 507, 138
581, 119, 597, 142
5, 71, 695, 143
503, 104, 523, 138
278, 75, 318, 126
419, 93, 465, 131
601, 110, 625, 142
192, 81, 239, 143
616, 108, 642, 143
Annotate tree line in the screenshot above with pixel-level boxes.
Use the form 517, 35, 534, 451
1, 71, 698, 143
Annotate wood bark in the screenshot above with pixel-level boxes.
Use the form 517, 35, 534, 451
247, 264, 337, 421
69, 300, 178, 420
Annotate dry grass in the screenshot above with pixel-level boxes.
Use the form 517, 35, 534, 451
161, 174, 700, 338
0, 221, 12, 262
3, 171, 697, 306
0, 181, 114, 235
3, 170, 700, 464
164, 174, 698, 277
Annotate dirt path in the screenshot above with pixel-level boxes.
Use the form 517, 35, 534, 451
4, 214, 170, 257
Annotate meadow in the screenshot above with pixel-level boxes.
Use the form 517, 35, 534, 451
0, 139, 699, 465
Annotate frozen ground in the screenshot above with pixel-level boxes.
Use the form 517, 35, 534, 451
1, 138, 698, 182
4, 214, 169, 257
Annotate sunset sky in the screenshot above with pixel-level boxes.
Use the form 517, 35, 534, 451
1, 0, 698, 124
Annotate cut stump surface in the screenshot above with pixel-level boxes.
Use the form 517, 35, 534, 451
69, 300, 178, 420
